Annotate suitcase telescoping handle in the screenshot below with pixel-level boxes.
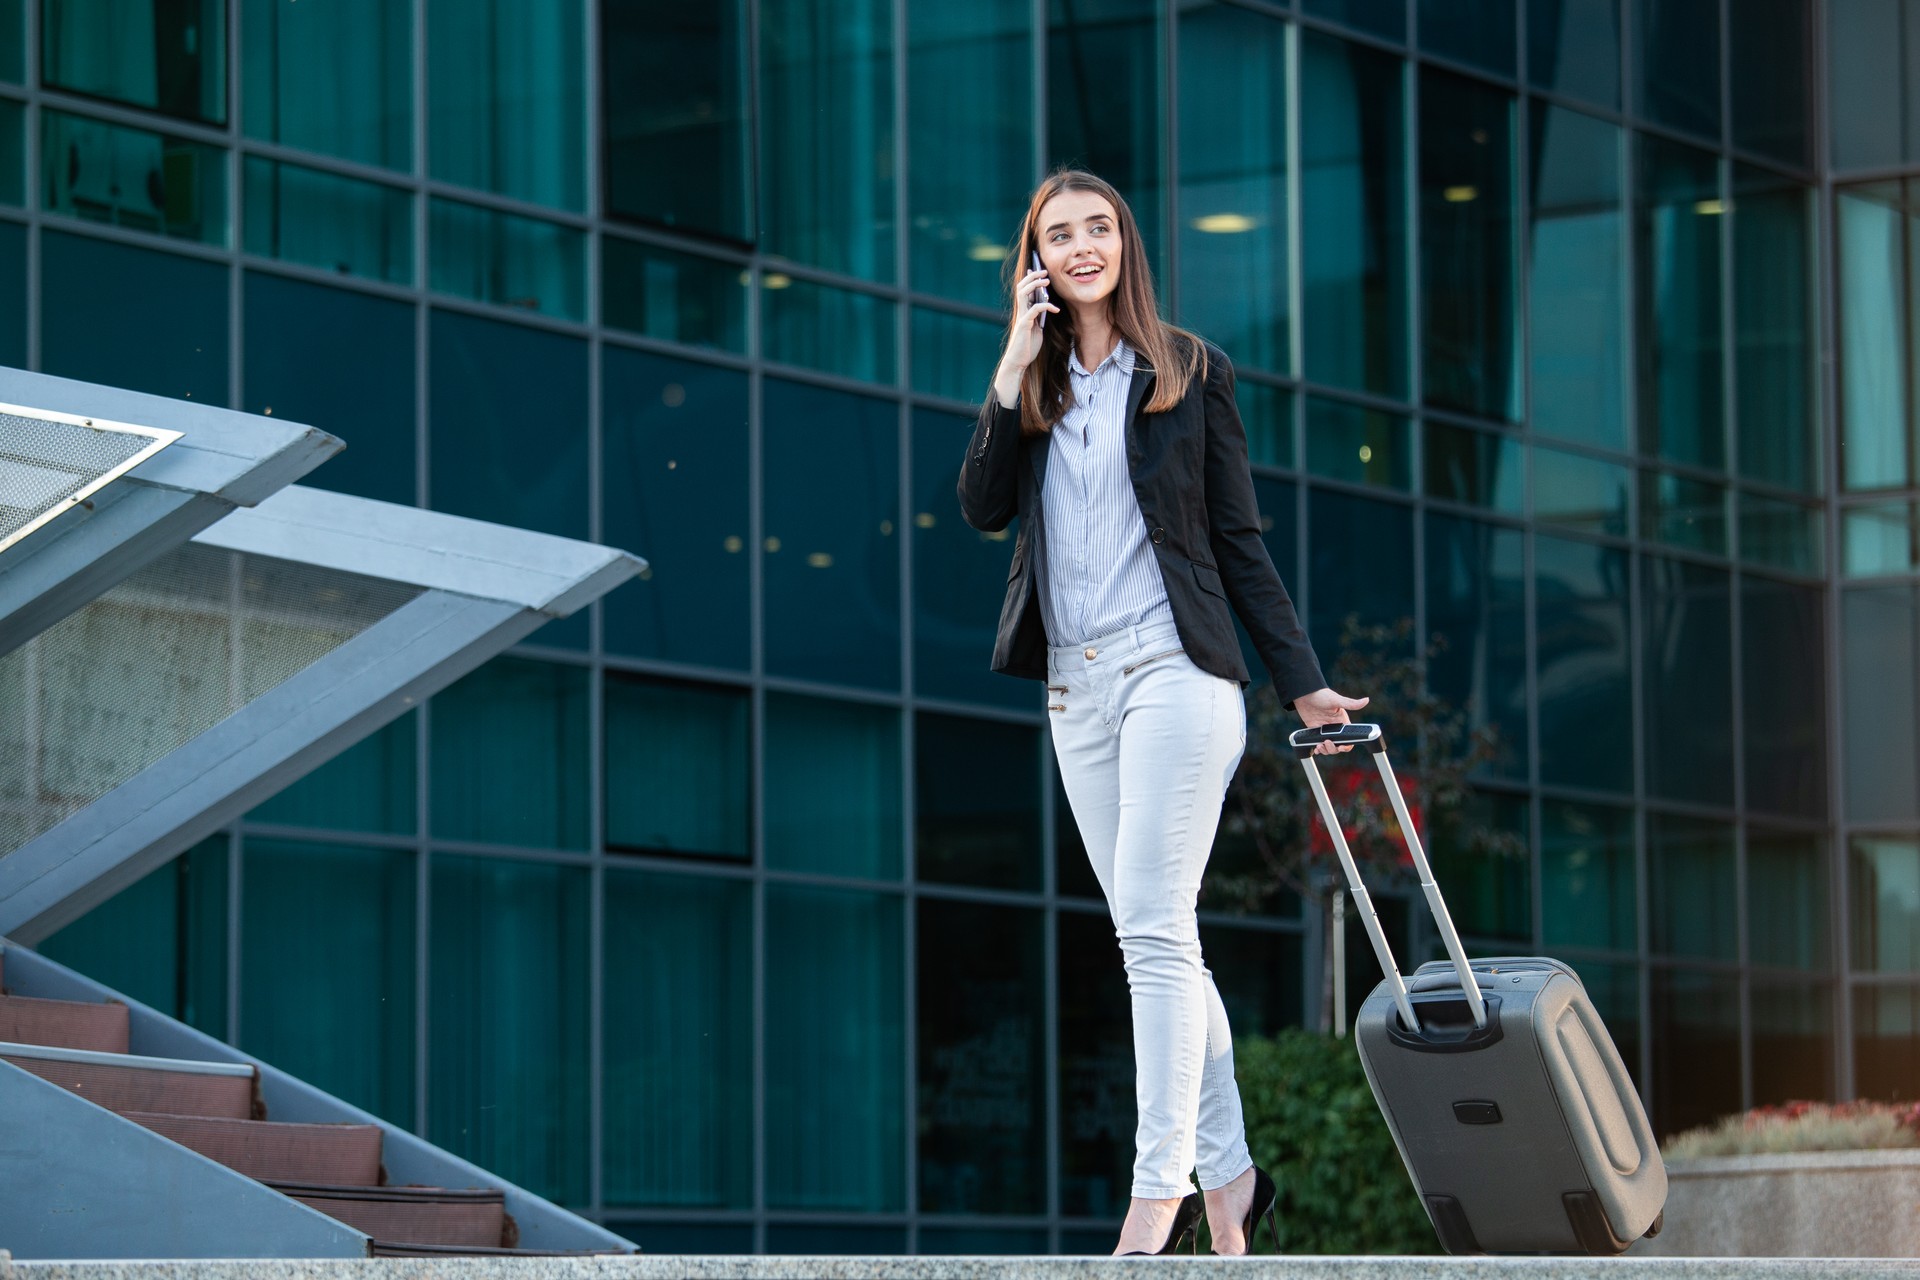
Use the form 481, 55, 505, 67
1288, 722, 1488, 1036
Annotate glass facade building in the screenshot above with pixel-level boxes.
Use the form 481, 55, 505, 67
0, 0, 1900, 1255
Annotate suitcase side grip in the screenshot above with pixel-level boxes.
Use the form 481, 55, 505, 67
1562, 1190, 1633, 1255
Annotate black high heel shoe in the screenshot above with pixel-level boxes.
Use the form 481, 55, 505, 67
1118, 1192, 1204, 1255
1212, 1166, 1279, 1255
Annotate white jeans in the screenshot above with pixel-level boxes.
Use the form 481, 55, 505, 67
1047, 618, 1253, 1199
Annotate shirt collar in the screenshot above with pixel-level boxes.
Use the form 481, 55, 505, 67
1068, 338, 1134, 380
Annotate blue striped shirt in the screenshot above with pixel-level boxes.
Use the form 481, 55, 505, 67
1038, 340, 1175, 646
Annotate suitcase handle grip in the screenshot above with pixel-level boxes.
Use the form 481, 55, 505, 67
1293, 723, 1489, 1037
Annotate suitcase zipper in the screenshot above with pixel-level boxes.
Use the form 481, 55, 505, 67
1123, 648, 1183, 675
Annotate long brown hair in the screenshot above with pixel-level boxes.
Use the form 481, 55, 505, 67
1003, 169, 1206, 437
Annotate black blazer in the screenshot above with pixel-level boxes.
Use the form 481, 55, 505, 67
956, 340, 1326, 707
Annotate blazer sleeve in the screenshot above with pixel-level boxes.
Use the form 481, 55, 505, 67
1200, 348, 1328, 708
957, 395, 1023, 533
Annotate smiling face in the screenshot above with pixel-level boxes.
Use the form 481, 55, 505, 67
1034, 188, 1123, 318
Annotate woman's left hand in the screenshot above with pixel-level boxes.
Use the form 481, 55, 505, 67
1295, 686, 1370, 754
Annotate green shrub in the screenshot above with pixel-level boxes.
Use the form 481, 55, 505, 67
1662, 1100, 1920, 1160
1236, 1029, 1434, 1254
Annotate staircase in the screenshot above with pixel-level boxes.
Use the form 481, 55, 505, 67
0, 951, 619, 1258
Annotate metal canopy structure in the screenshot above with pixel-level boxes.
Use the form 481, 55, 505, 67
0, 483, 644, 944
0, 369, 341, 660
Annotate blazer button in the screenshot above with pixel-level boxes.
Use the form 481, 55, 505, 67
1151, 527, 1165, 544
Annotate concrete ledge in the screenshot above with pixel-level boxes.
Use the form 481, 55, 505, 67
10, 1258, 1920, 1279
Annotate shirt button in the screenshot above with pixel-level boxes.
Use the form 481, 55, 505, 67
1151, 528, 1166, 544
1084, 647, 1098, 661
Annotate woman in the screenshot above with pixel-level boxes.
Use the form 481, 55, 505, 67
957, 170, 1366, 1256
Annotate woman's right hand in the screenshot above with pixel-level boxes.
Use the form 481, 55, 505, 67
994, 265, 1058, 407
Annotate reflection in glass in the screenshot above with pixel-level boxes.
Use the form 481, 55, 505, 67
603, 0, 750, 238
1734, 169, 1818, 491
429, 198, 585, 321
765, 693, 902, 879
1534, 445, 1629, 536
1852, 838, 1920, 972
1639, 471, 1727, 555
1542, 800, 1635, 952
0, 98, 20, 205
1740, 493, 1822, 577
1305, 397, 1410, 490
1742, 577, 1828, 821
917, 899, 1046, 1214
762, 276, 895, 385
604, 677, 749, 860
1535, 535, 1631, 792
917, 713, 1041, 890
1635, 134, 1724, 470
1178, 2, 1288, 375
921, 1228, 1051, 1255
1058, 908, 1131, 1218
1730, 0, 1812, 168
1855, 984, 1920, 1100
428, 0, 584, 210
244, 159, 411, 284
1049, 0, 1165, 282
1235, 475, 1301, 686
1425, 422, 1522, 512
1238, 378, 1292, 470
42, 109, 225, 244
1751, 984, 1831, 1107
1632, 0, 1719, 140
1202, 926, 1305, 1036
766, 885, 905, 1210
912, 308, 1002, 404
1427, 790, 1530, 944
429, 855, 590, 1204
761, 0, 893, 279
1055, 767, 1102, 900
1572, 960, 1641, 1085
601, 347, 751, 668
604, 869, 752, 1208
1528, 104, 1625, 451
1845, 502, 1918, 577
44, 0, 225, 122
1836, 183, 1912, 491
1303, 0, 1404, 42
0, 222, 17, 368
765, 1224, 908, 1255
42, 230, 228, 404
243, 0, 408, 168
251, 714, 415, 835
910, 0, 1030, 308
1425, 515, 1527, 779
1826, 0, 1910, 172
1650, 968, 1739, 1138
1306, 488, 1413, 660
763, 380, 901, 689
1648, 816, 1735, 960
1527, 0, 1619, 108
0, 1, 18, 82
1301, 31, 1408, 399
1842, 587, 1920, 825
1749, 831, 1828, 971
602, 239, 748, 353
1418, 0, 1515, 76
1642, 557, 1733, 806
430, 657, 589, 849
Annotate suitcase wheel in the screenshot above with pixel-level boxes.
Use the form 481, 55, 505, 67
1644, 1211, 1664, 1240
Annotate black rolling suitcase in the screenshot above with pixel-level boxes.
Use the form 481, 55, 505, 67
1291, 722, 1667, 1255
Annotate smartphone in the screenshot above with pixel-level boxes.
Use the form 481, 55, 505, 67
1031, 251, 1048, 328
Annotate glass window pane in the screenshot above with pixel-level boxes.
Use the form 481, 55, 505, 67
916, 712, 1041, 891
1419, 0, 1515, 76
603, 0, 749, 238
1428, 790, 1531, 945
1836, 183, 1912, 491
428, 309, 589, 538
1749, 831, 1829, 971
1301, 32, 1409, 399
0, 1, 18, 81
1844, 501, 1917, 577
1527, 0, 1620, 108
917, 899, 1045, 1214
1306, 487, 1414, 659
765, 1225, 907, 1255
428, 198, 584, 321
1635, 134, 1724, 470
1843, 586, 1920, 825
0, 220, 22, 367
600, 347, 750, 669
1529, 103, 1625, 451
761, 0, 892, 280
1048, 0, 1166, 283
765, 693, 902, 879
1730, 0, 1811, 168
1751, 983, 1832, 1107
1239, 378, 1293, 471
624, 1224, 754, 1254
0, 97, 20, 204
242, 0, 408, 168
429, 855, 589, 1204
38, 834, 227, 1038
242, 838, 414, 1125
1855, 983, 1920, 1099
1177, 2, 1288, 376
1648, 815, 1736, 960
1827, 0, 1903, 171
762, 275, 895, 385
911, 307, 1002, 405
44, 0, 225, 122
43, 108, 225, 245
1853, 837, 1920, 972
1305, 396, 1410, 490
1303, 0, 1404, 42
920, 1228, 1051, 1255
1534, 444, 1629, 536
249, 712, 415, 835
909, 0, 1031, 308
1639, 471, 1727, 555
244, 159, 410, 284
1734, 169, 1818, 491
41, 229, 227, 403
604, 868, 751, 1209
602, 239, 747, 353
1740, 492, 1822, 577
242, 272, 416, 506
1571, 959, 1641, 1086
1650, 968, 1739, 1137
762, 379, 901, 689
1425, 421, 1522, 512
1541, 799, 1635, 952
1742, 577, 1828, 821
1202, 925, 1305, 1036
1425, 515, 1528, 779
430, 657, 589, 850
765, 884, 905, 1211
1055, 767, 1101, 900
1235, 475, 1302, 685
428, 0, 584, 210
1058, 907, 1131, 1218
1536, 534, 1632, 792
604, 676, 748, 860
1633, 0, 1719, 140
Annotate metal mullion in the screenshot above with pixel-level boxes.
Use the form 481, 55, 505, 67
423, 839, 597, 868
749, 256, 905, 300
1422, 401, 1528, 438
892, 0, 917, 1247
23, 0, 38, 373
502, 640, 598, 669
420, 291, 594, 340
744, 0, 767, 1216
226, 825, 243, 1049
597, 651, 757, 689
584, 0, 606, 1223
420, 178, 594, 230
601, 217, 756, 264
904, 291, 1004, 325
909, 694, 1045, 728
1290, 8, 1407, 60
234, 821, 423, 851
236, 254, 419, 305
1411, 47, 1521, 95
226, 0, 243, 418
1297, 377, 1417, 418
603, 850, 756, 881
757, 359, 903, 402
31, 87, 233, 144
31, 216, 231, 263
599, 324, 753, 372
1420, 493, 1529, 529
236, 139, 417, 191
410, 0, 431, 1144
1165, 0, 1181, 325
1040, 731, 1062, 1253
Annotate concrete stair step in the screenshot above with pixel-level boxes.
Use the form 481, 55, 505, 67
0, 1041, 258, 1119
0, 992, 130, 1053
267, 1181, 510, 1249
121, 1111, 383, 1186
